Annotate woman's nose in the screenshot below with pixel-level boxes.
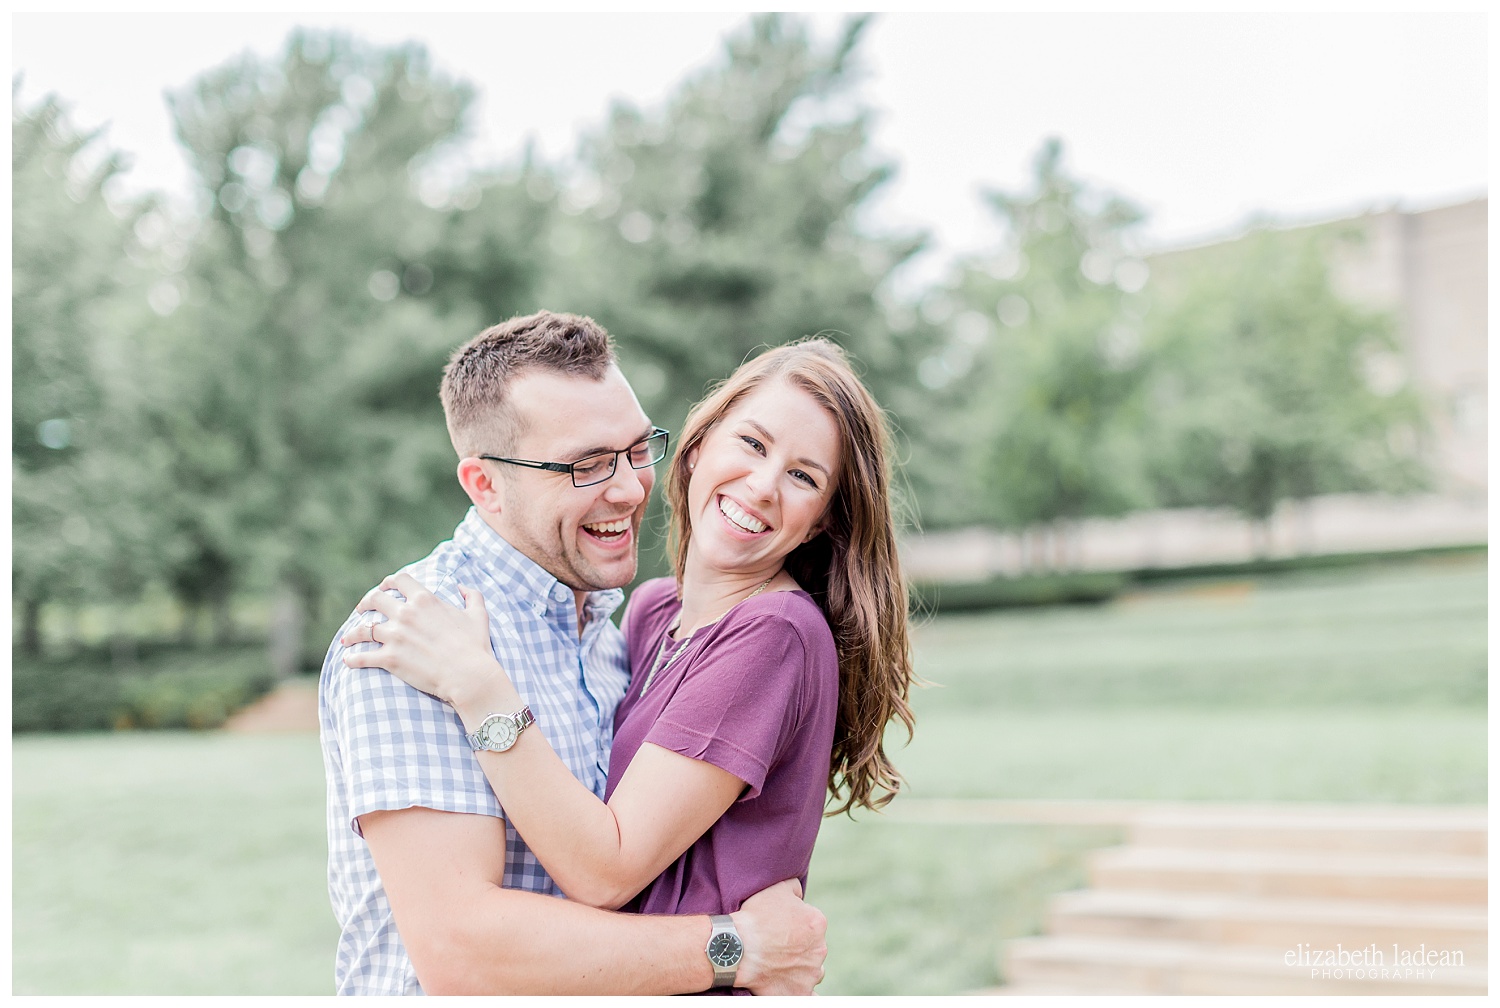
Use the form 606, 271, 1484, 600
744, 462, 775, 500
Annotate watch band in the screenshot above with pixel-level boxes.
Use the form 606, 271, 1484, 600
705, 913, 743, 988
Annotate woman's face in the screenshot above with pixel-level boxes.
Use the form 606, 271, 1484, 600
685, 380, 842, 576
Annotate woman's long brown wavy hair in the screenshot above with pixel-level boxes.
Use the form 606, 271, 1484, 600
665, 338, 916, 816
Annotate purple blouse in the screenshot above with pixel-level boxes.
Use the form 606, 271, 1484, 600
606, 576, 839, 919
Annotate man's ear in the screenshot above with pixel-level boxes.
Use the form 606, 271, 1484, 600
457, 458, 504, 515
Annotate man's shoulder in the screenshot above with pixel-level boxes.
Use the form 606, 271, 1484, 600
321, 643, 452, 733
394, 539, 473, 605
320, 543, 460, 666
320, 539, 467, 709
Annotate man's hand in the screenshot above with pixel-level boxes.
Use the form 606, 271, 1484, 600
731, 878, 827, 995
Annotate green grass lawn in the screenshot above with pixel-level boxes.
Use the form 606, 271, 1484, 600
810, 817, 1122, 994
912, 554, 1487, 708
12, 733, 337, 996
895, 708, 1487, 804
11, 554, 1486, 994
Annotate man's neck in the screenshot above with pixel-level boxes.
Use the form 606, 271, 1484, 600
473, 508, 592, 636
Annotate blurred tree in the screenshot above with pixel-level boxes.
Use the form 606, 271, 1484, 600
7, 20, 1452, 669
165, 32, 546, 674
12, 89, 168, 658
1143, 226, 1428, 554
535, 14, 937, 570
940, 139, 1156, 567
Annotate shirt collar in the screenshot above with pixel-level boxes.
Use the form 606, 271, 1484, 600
453, 507, 625, 620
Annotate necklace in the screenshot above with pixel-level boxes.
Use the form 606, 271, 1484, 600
638, 574, 776, 697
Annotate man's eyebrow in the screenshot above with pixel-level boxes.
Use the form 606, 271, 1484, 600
746, 420, 831, 476
563, 423, 656, 461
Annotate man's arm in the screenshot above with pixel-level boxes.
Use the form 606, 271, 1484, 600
360, 805, 826, 995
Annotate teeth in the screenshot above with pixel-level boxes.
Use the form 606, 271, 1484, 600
719, 497, 768, 533
584, 518, 630, 534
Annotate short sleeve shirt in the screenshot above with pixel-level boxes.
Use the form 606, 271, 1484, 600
319, 508, 630, 995
606, 577, 839, 920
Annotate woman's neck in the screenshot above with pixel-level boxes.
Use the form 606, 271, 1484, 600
676, 552, 783, 638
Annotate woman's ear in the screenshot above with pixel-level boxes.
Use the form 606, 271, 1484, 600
457, 457, 504, 515
685, 445, 699, 472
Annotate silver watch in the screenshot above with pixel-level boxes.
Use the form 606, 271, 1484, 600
465, 706, 536, 753
705, 914, 743, 988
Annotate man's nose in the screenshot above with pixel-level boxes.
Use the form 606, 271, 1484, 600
603, 457, 649, 505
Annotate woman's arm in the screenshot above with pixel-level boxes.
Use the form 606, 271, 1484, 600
342, 572, 743, 909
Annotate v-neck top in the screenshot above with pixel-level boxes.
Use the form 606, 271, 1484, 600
607, 576, 840, 922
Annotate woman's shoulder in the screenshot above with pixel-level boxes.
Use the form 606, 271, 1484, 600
634, 576, 679, 607
623, 576, 680, 624
725, 589, 835, 654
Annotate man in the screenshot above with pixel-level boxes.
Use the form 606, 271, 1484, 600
319, 311, 827, 995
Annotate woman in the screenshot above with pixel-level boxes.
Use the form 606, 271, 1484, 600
345, 338, 914, 958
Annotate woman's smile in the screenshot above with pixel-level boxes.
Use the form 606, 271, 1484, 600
716, 495, 771, 535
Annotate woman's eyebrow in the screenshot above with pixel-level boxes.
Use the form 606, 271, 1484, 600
745, 419, 831, 476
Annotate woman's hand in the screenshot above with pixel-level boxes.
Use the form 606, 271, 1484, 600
341, 571, 507, 711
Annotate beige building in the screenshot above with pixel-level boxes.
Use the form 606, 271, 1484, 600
1329, 197, 1487, 499
904, 196, 1487, 581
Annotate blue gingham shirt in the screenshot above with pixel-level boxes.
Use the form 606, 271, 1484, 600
319, 507, 631, 995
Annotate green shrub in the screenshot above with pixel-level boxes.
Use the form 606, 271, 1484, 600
910, 571, 1128, 613
13, 646, 275, 732
1130, 543, 1486, 583
907, 545, 1485, 615
11, 660, 126, 732
911, 553, 1486, 711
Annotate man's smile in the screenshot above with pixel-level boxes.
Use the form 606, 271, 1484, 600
581, 517, 634, 543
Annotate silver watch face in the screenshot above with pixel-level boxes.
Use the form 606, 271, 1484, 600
708, 931, 742, 968
480, 715, 518, 751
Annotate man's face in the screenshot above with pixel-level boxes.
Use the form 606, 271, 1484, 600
488, 365, 655, 592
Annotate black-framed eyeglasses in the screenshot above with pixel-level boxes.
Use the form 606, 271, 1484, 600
481, 427, 670, 488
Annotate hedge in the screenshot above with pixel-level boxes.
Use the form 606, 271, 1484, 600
13, 645, 276, 732
909, 572, 1129, 614
908, 544, 1486, 615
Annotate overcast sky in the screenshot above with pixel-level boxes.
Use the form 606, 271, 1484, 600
12, 12, 1488, 288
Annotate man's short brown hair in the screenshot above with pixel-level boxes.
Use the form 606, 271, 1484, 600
440, 311, 617, 458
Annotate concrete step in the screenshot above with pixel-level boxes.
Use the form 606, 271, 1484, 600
1130, 807, 1487, 857
972, 982, 1120, 995
1003, 934, 1488, 995
1090, 846, 1487, 905
1048, 889, 1488, 962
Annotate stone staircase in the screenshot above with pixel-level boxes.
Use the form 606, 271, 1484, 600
998, 804, 1488, 995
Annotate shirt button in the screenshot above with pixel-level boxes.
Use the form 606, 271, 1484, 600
532, 601, 547, 617
553, 585, 570, 603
